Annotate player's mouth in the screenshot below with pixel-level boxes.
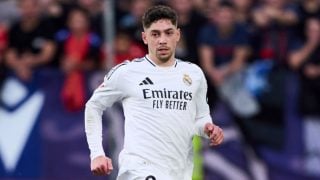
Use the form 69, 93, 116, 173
157, 47, 170, 54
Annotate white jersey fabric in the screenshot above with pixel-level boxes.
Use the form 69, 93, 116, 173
85, 56, 212, 179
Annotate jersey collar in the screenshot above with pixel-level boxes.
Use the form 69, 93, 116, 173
144, 55, 178, 68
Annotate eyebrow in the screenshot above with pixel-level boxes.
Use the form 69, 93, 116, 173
150, 28, 175, 33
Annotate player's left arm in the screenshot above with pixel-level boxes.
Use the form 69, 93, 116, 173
194, 68, 223, 146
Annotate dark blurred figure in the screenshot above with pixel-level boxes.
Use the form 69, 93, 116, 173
198, 1, 250, 103
231, 0, 256, 61
112, 28, 146, 65
246, 1, 307, 178
289, 18, 320, 176
115, 0, 131, 21
232, 0, 254, 25
77, 0, 105, 39
249, 0, 299, 140
169, 0, 207, 64
198, 2, 254, 179
0, 23, 7, 88
4, 0, 56, 82
44, 0, 77, 33
0, 0, 19, 26
118, 0, 153, 48
0, 24, 7, 59
201, 0, 220, 18
252, 0, 298, 63
55, 7, 102, 111
296, 0, 320, 38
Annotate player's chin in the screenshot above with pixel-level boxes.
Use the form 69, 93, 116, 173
158, 54, 172, 62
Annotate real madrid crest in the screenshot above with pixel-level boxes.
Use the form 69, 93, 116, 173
183, 74, 192, 86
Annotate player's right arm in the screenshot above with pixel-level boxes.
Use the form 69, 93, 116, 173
85, 62, 127, 175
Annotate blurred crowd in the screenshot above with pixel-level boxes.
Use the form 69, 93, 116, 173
1, 0, 320, 179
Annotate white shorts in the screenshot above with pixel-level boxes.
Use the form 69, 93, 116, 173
117, 169, 169, 180
116, 152, 189, 180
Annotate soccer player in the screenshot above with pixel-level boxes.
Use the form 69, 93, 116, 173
85, 5, 224, 180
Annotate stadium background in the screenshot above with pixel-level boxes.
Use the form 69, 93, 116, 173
0, 0, 320, 179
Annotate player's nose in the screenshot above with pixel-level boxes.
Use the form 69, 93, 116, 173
158, 34, 167, 44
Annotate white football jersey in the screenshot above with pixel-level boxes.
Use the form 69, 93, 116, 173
85, 56, 212, 178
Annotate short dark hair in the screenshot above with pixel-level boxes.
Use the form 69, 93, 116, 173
219, 1, 235, 9
142, 5, 178, 29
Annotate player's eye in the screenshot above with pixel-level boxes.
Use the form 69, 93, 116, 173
151, 32, 159, 37
166, 31, 174, 36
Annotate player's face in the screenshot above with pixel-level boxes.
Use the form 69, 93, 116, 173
142, 19, 180, 64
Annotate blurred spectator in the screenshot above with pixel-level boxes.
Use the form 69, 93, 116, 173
0, 23, 7, 88
231, 0, 254, 26
253, 0, 298, 27
77, 0, 105, 39
55, 7, 102, 111
231, 0, 255, 60
191, 0, 208, 13
118, 0, 153, 47
252, 0, 298, 64
4, 0, 56, 82
168, 0, 207, 64
247, 0, 299, 147
198, 1, 249, 93
0, 24, 7, 62
44, 0, 77, 33
289, 18, 320, 176
296, 0, 320, 38
248, 0, 299, 136
201, 0, 220, 18
0, 0, 19, 26
112, 28, 146, 65
116, 0, 131, 20
198, 2, 253, 179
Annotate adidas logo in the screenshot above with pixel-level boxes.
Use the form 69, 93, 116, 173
139, 77, 154, 85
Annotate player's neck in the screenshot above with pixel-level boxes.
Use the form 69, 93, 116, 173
146, 54, 176, 67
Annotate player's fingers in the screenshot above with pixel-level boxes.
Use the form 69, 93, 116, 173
214, 131, 224, 144
106, 159, 113, 174
213, 135, 224, 145
212, 126, 220, 137
92, 168, 102, 176
215, 128, 223, 141
99, 164, 108, 175
91, 165, 99, 174
209, 126, 218, 140
92, 169, 98, 175
205, 124, 214, 136
207, 124, 214, 132
207, 124, 215, 139
94, 163, 108, 176
98, 166, 106, 175
209, 128, 223, 146
209, 130, 215, 139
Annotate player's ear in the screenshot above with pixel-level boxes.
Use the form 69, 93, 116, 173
142, 31, 148, 45
176, 28, 181, 42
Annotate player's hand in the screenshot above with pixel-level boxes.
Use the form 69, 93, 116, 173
91, 155, 113, 176
204, 123, 224, 146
